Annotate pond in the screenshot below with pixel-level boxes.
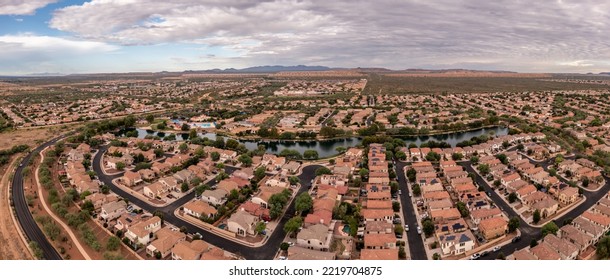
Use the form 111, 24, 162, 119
116, 126, 508, 158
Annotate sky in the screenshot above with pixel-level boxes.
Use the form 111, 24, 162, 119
1, 0, 610, 75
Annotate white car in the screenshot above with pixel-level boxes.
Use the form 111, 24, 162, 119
417, 226, 422, 234
492, 246, 501, 252
398, 190, 402, 195
469, 253, 481, 260
287, 242, 295, 247
279, 256, 287, 260
405, 225, 409, 232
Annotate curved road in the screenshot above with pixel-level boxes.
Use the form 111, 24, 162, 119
11, 136, 63, 260
93, 146, 321, 259
459, 159, 610, 260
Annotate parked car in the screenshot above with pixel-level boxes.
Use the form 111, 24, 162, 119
405, 225, 409, 232
480, 251, 489, 257
493, 246, 501, 252
398, 190, 402, 195
279, 256, 287, 260
287, 242, 295, 247
512, 236, 521, 243
469, 253, 481, 260
417, 226, 422, 234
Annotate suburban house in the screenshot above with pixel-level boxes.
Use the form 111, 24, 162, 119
100, 201, 127, 221
121, 170, 143, 187
143, 182, 169, 199
171, 240, 209, 260
200, 189, 228, 206
183, 200, 217, 219
146, 227, 186, 258
138, 169, 156, 181
125, 216, 162, 246
363, 233, 396, 249
478, 217, 508, 240
296, 224, 333, 251
227, 211, 259, 237
438, 231, 476, 256
159, 176, 179, 191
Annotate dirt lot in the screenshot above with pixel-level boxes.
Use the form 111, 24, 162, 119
0, 127, 59, 149
0, 156, 31, 260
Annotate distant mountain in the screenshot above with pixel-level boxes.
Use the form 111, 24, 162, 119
187, 65, 332, 73
599, 72, 610, 75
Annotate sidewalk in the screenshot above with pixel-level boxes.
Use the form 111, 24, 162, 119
36, 147, 91, 260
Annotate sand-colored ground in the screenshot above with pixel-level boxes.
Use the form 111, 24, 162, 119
0, 127, 62, 149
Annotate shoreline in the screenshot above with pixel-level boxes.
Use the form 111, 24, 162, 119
133, 125, 509, 143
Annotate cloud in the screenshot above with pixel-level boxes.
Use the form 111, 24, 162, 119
39, 0, 610, 72
0, 0, 57, 15
0, 34, 119, 74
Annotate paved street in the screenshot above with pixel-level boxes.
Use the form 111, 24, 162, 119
93, 146, 321, 259
12, 136, 64, 260
395, 160, 427, 260
459, 159, 610, 260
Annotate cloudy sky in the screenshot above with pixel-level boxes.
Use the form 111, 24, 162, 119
1, 0, 610, 75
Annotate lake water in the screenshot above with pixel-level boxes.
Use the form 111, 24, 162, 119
118, 126, 508, 158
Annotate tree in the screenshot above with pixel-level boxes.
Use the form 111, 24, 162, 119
425, 151, 441, 162
106, 236, 121, 251
392, 201, 400, 212
295, 192, 313, 214
189, 129, 198, 140
412, 184, 421, 196
181, 123, 190, 131
582, 177, 590, 188
255, 222, 266, 234
396, 151, 407, 160
394, 224, 404, 235
254, 166, 266, 181
359, 168, 369, 179
555, 154, 564, 166
280, 242, 290, 251
470, 156, 479, 165
210, 151, 220, 161
145, 114, 155, 123
399, 246, 407, 260
508, 217, 520, 233
178, 142, 188, 153
315, 167, 332, 176
508, 192, 518, 203
432, 253, 441, 260
477, 163, 490, 175
493, 179, 501, 188
596, 236, 610, 259
116, 162, 125, 171
180, 182, 189, 193
541, 222, 559, 237
225, 139, 239, 150
451, 153, 464, 161
288, 176, 300, 186
238, 154, 253, 167
406, 168, 416, 182
303, 150, 319, 160
283, 216, 303, 236
456, 202, 469, 217
533, 209, 541, 224
496, 252, 506, 260
530, 239, 538, 248
496, 153, 508, 165
422, 218, 434, 237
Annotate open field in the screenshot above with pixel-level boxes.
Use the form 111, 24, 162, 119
0, 127, 74, 149
362, 73, 610, 95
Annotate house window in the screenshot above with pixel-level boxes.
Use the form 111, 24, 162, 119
459, 242, 465, 247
